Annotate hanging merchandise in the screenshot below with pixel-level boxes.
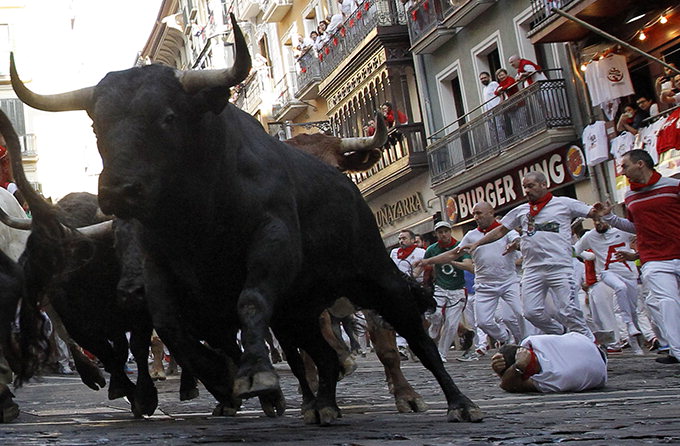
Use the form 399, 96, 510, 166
656, 108, 680, 156
601, 98, 620, 121
584, 52, 635, 107
582, 121, 609, 166
633, 117, 666, 165
610, 131, 636, 162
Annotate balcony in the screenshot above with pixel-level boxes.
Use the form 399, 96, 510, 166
232, 69, 271, 116
261, 0, 293, 23
317, 0, 407, 81
526, 0, 634, 44
294, 50, 322, 100
233, 0, 261, 19
271, 71, 307, 122
349, 123, 428, 198
407, 0, 496, 53
427, 77, 574, 186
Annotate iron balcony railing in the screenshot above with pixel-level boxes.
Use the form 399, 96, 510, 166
349, 123, 427, 185
232, 69, 269, 113
406, 0, 453, 44
317, 0, 407, 80
528, 0, 579, 32
271, 70, 301, 118
295, 50, 322, 97
428, 77, 573, 185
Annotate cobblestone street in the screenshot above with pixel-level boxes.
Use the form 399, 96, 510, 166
2, 350, 679, 445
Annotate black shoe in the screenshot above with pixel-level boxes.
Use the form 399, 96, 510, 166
461, 330, 475, 352
0, 387, 19, 423
655, 355, 679, 364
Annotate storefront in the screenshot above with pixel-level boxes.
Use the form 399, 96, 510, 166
439, 145, 594, 236
368, 174, 439, 249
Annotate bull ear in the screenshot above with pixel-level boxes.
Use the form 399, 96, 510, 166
194, 86, 231, 115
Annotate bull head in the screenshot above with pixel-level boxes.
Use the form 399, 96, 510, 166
10, 13, 251, 112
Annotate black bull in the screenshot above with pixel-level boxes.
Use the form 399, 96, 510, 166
10, 15, 481, 423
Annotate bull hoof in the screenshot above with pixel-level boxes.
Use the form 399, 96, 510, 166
258, 388, 286, 417
212, 401, 241, 417
180, 387, 199, 401
302, 408, 318, 425
132, 392, 158, 418
233, 371, 280, 399
395, 395, 428, 413
78, 369, 107, 391
447, 404, 484, 423
338, 356, 357, 381
318, 406, 341, 426
108, 386, 130, 401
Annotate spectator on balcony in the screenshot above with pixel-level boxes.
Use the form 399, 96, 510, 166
660, 74, 680, 106
338, 0, 359, 18
363, 119, 376, 137
480, 71, 501, 111
314, 20, 331, 51
298, 32, 316, 55
509, 55, 547, 87
656, 63, 677, 104
616, 105, 641, 136
495, 68, 519, 99
381, 102, 409, 128
636, 96, 660, 121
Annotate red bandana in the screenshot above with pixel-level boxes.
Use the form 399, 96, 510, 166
629, 170, 661, 191
528, 192, 553, 217
478, 220, 501, 234
437, 238, 457, 249
396, 244, 417, 260
521, 348, 540, 380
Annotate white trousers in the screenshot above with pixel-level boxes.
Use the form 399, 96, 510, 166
427, 286, 466, 358
641, 259, 680, 359
601, 270, 639, 330
522, 266, 594, 341
463, 294, 490, 351
475, 280, 524, 343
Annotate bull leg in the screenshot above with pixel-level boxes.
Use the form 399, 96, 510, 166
129, 324, 158, 418
234, 222, 299, 401
144, 258, 235, 405
298, 333, 342, 426
179, 370, 199, 401
365, 311, 427, 413
43, 303, 106, 390
319, 311, 356, 379
355, 277, 483, 423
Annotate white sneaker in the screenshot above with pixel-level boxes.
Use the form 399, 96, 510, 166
628, 335, 644, 356
440, 353, 448, 363
456, 350, 482, 362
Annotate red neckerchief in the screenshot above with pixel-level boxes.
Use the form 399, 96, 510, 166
437, 238, 457, 250
629, 170, 661, 191
518, 59, 542, 85
478, 220, 501, 234
396, 244, 417, 260
521, 348, 540, 380
528, 192, 553, 217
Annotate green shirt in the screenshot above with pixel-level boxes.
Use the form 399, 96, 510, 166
424, 240, 469, 290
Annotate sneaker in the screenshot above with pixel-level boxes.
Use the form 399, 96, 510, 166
606, 346, 623, 354
440, 353, 448, 363
628, 335, 644, 356
398, 346, 409, 361
655, 355, 679, 364
150, 368, 167, 381
58, 364, 75, 375
460, 330, 475, 352
457, 350, 482, 362
648, 338, 661, 352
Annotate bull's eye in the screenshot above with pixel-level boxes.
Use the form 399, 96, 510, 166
163, 113, 176, 125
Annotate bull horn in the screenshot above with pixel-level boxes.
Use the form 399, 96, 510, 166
339, 113, 388, 152
10, 53, 94, 112
0, 206, 31, 230
76, 220, 113, 238
177, 14, 252, 93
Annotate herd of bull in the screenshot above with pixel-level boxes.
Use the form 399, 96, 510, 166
0, 15, 482, 426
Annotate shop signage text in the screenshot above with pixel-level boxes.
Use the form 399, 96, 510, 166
450, 146, 584, 222
374, 193, 426, 230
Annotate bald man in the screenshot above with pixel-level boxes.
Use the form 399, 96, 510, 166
459, 172, 595, 341
418, 202, 525, 359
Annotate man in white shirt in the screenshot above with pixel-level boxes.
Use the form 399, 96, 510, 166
574, 218, 643, 354
490, 333, 607, 393
419, 202, 524, 359
458, 171, 595, 341
480, 72, 500, 111
390, 229, 426, 282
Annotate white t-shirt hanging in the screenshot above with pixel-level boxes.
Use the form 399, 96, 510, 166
596, 53, 634, 102
584, 61, 603, 106
610, 131, 635, 161
582, 121, 609, 166
600, 98, 620, 121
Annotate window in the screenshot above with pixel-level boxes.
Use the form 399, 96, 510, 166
470, 31, 504, 104
0, 99, 26, 136
0, 25, 9, 76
